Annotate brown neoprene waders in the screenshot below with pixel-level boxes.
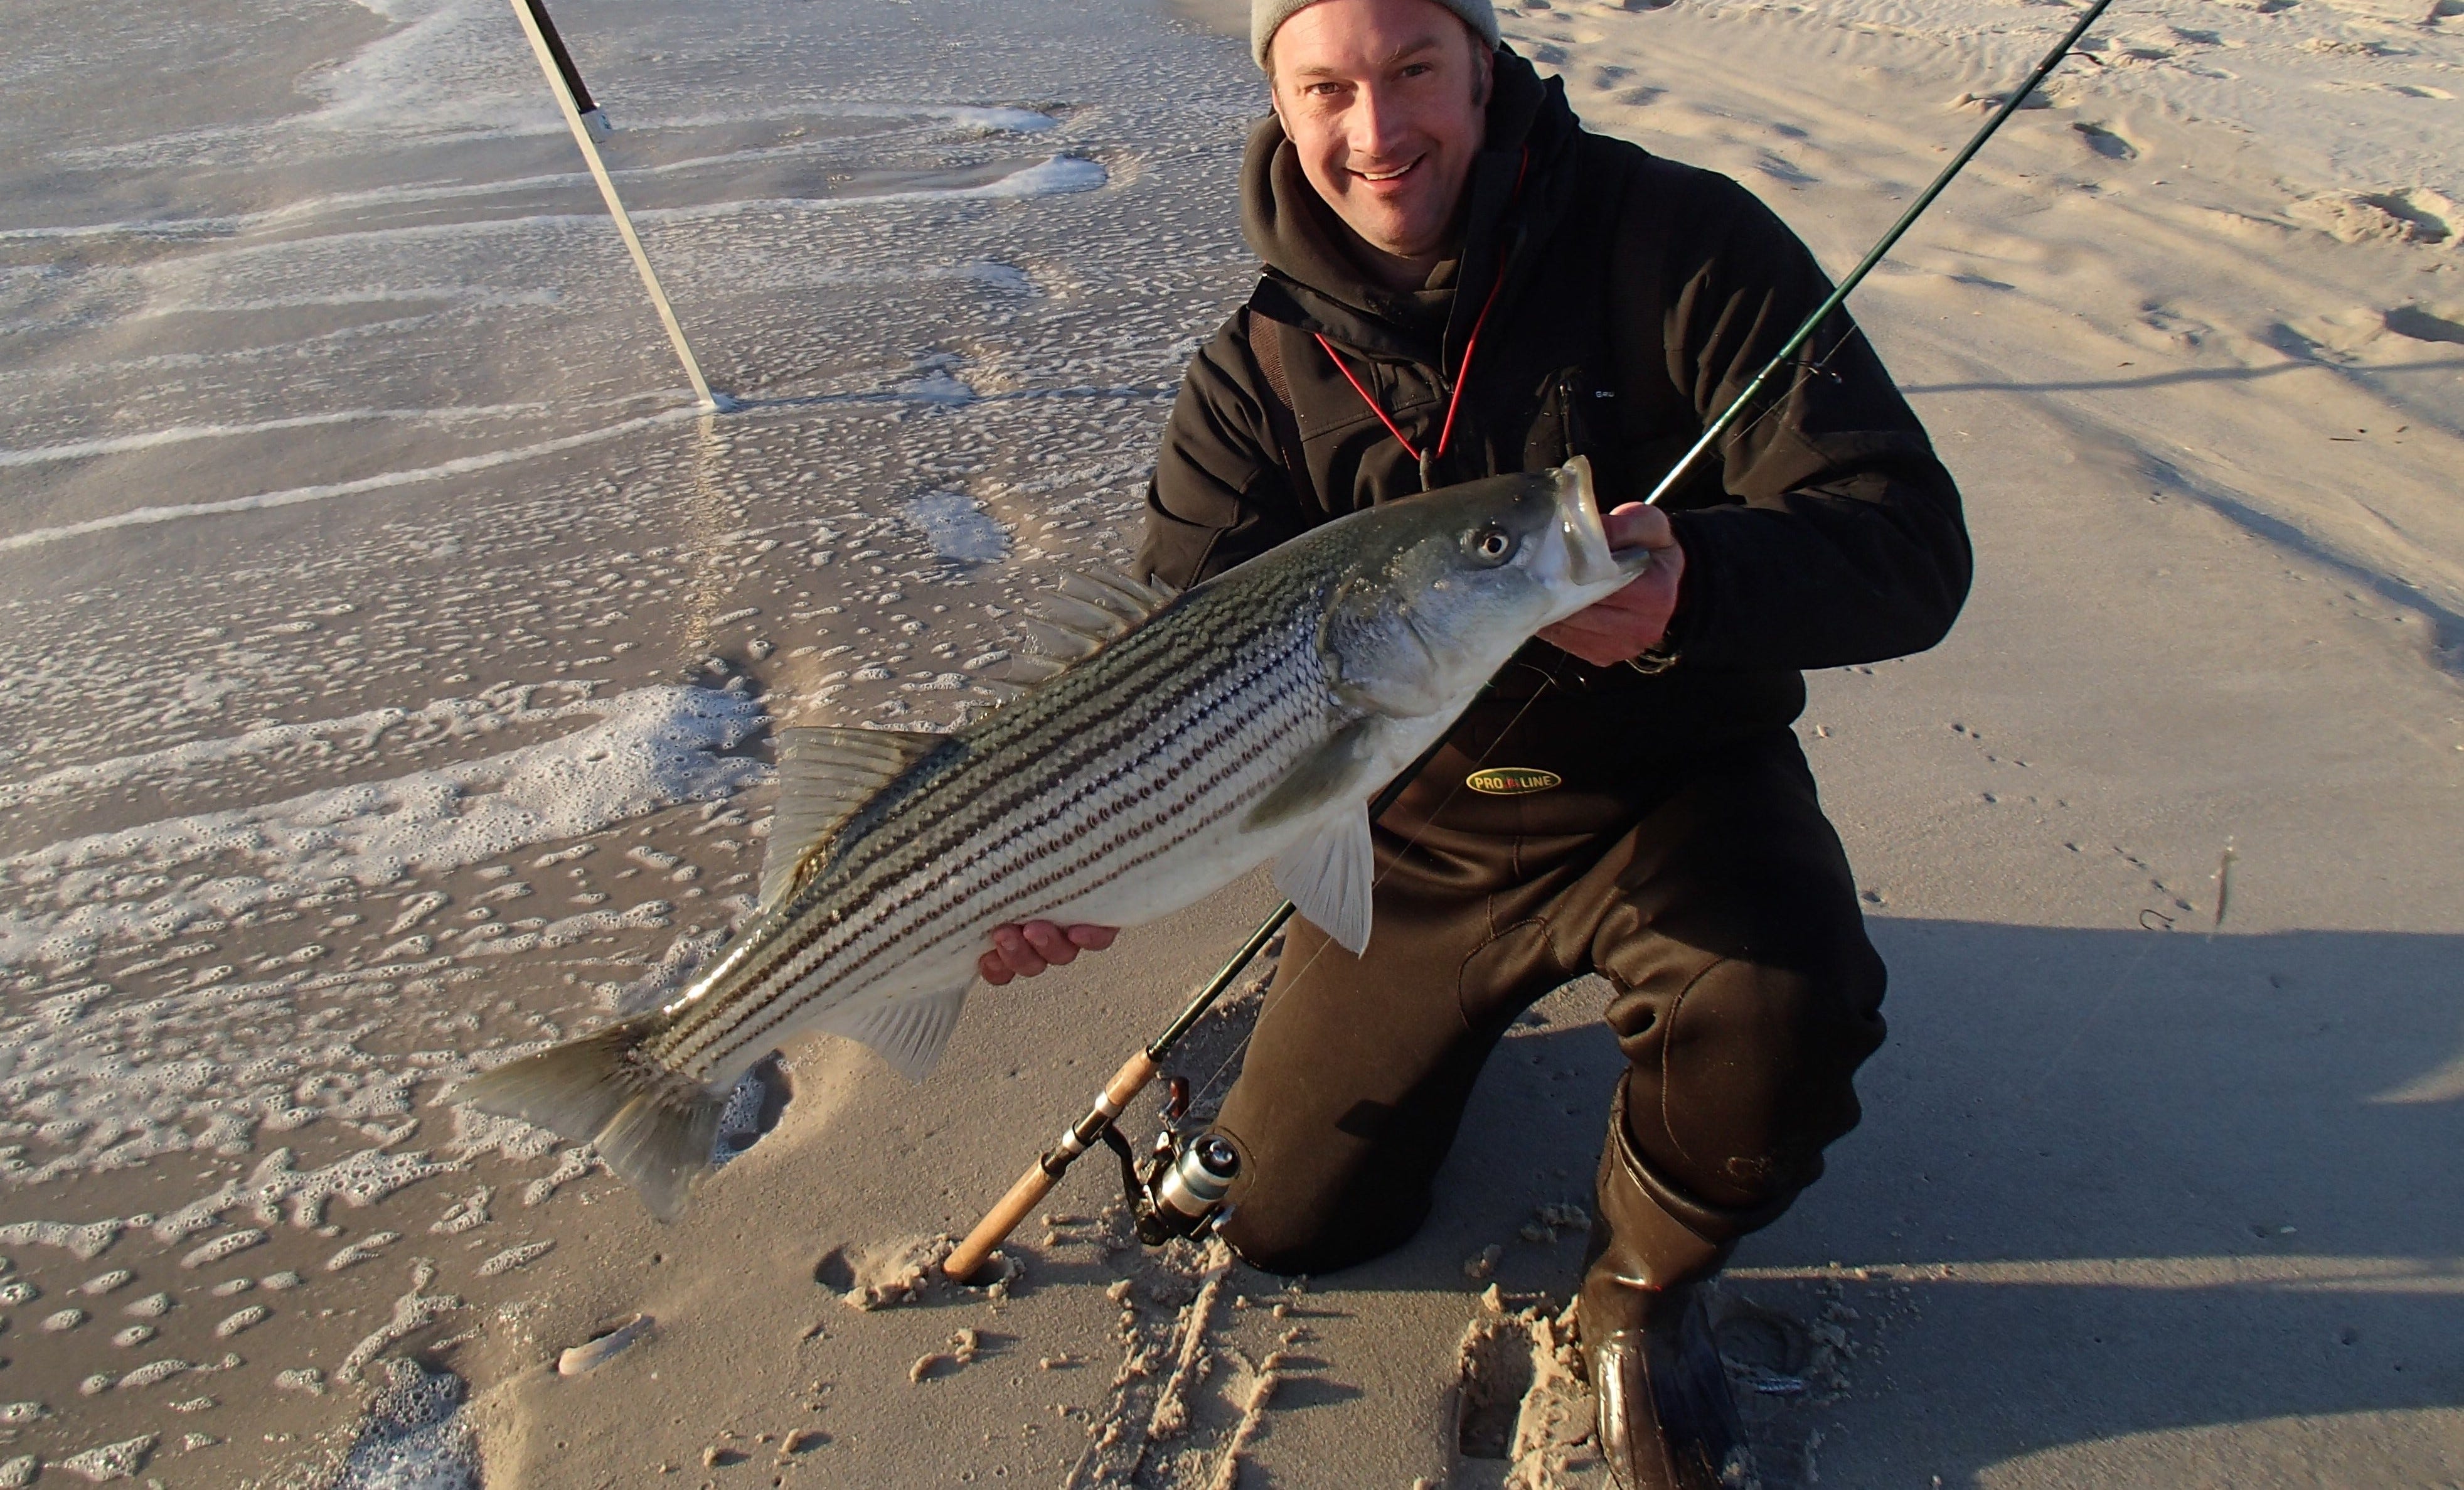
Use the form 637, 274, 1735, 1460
1211, 725, 1886, 1284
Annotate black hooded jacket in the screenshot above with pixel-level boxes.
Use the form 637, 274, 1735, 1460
1136, 49, 1971, 781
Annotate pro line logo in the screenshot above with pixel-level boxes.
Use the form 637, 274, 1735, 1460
1466, 767, 1563, 796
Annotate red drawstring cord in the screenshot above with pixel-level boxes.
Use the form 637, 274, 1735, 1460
1311, 149, 1527, 476
1313, 264, 1504, 468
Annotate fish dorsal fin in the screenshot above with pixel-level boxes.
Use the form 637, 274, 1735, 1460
1021, 616, 1104, 662
1058, 567, 1176, 621
760, 727, 949, 906
1003, 653, 1068, 684
814, 982, 972, 1083
1272, 804, 1375, 956
1014, 568, 1178, 672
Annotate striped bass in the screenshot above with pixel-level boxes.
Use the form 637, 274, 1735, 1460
457, 457, 1648, 1218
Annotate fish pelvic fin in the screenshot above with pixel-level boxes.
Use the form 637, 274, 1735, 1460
1272, 803, 1375, 956
454, 1013, 725, 1223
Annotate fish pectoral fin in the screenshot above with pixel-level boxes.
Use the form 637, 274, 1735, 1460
1272, 804, 1375, 957
814, 982, 973, 1084
760, 727, 952, 906
1240, 717, 1376, 832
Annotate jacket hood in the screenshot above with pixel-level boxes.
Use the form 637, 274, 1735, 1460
1241, 46, 1583, 365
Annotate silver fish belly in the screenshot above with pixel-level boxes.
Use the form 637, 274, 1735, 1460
456, 458, 1645, 1218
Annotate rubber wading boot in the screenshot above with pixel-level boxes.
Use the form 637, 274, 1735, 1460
1580, 1084, 1752, 1490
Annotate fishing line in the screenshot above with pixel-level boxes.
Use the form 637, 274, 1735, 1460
1641, 0, 2118, 509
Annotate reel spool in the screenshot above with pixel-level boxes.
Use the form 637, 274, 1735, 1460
1097, 1075, 1240, 1246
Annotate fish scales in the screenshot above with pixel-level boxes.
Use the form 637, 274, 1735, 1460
455, 459, 1645, 1219
654, 572, 1340, 1080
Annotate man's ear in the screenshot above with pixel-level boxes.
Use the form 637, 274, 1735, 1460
1469, 34, 1495, 107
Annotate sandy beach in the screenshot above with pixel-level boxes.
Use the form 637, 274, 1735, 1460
2, 0, 2460, 1482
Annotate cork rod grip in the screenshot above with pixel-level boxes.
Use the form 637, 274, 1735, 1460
1104, 1049, 1160, 1110
944, 1162, 1055, 1282
943, 1049, 1161, 1282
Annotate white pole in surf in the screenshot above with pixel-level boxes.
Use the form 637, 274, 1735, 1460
504, 0, 723, 412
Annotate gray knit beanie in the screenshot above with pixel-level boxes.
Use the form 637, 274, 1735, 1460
1252, 0, 1501, 70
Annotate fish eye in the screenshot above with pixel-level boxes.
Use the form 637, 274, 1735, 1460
1464, 525, 1517, 566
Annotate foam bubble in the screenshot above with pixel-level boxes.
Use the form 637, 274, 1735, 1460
328, 1358, 478, 1489
902, 491, 1011, 563
0, 684, 765, 971
55, 1435, 156, 1480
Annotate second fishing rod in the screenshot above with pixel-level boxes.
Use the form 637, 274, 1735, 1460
944, 0, 2116, 1282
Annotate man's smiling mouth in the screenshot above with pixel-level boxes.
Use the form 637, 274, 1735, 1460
1353, 157, 1421, 183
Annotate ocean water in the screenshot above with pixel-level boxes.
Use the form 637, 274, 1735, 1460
7, 0, 2461, 1479
0, 0, 1261, 1477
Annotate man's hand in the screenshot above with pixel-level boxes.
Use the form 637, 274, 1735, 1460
979, 921, 1120, 985
1537, 503, 1686, 667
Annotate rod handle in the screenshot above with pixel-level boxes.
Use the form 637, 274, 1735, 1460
945, 1049, 1161, 1281
945, 1160, 1057, 1282
1102, 1049, 1160, 1110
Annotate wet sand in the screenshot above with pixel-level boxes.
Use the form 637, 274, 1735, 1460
2, 0, 2460, 1484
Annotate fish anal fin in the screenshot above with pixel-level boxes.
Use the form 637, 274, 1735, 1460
1272, 805, 1375, 955
816, 982, 972, 1084
454, 1012, 725, 1223
1240, 717, 1375, 832
761, 726, 951, 905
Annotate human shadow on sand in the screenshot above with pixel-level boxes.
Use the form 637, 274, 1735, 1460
1315, 918, 2464, 1486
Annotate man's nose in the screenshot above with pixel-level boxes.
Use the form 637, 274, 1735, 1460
1349, 83, 1412, 161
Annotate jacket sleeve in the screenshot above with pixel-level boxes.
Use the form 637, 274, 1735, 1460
1136, 310, 1311, 590
1648, 175, 1973, 672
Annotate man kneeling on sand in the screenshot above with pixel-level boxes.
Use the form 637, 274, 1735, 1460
983, 1, 1971, 1482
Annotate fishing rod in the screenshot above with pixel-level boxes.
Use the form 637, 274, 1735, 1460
1643, 0, 2116, 508
944, 744, 1435, 1281
944, 0, 2116, 1282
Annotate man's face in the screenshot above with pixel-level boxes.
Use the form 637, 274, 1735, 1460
1268, 0, 1493, 267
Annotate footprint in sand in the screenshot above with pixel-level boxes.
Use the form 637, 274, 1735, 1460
2072, 121, 2140, 161
2382, 304, 2464, 345
2292, 189, 2454, 246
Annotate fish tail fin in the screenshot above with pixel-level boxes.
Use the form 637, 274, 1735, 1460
456, 1012, 725, 1222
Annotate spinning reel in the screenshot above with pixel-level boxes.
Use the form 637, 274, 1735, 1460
1097, 1075, 1239, 1246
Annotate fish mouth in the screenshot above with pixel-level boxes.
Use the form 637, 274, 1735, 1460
1550, 456, 1644, 587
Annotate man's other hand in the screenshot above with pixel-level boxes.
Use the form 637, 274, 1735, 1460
1537, 502, 1685, 667
979, 921, 1120, 985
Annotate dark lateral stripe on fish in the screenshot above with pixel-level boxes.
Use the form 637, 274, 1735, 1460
695, 680, 1326, 1068
649, 628, 1267, 1050
649, 601, 1328, 1075
727, 651, 1313, 1032
666, 640, 1321, 1069
706, 625, 1296, 1009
